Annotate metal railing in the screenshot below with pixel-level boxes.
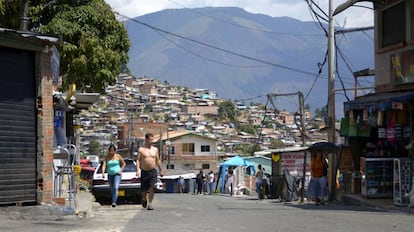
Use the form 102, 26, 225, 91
52, 144, 77, 209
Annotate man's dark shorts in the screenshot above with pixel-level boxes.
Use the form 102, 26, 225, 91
141, 169, 158, 192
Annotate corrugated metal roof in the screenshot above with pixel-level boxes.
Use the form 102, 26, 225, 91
0, 27, 60, 43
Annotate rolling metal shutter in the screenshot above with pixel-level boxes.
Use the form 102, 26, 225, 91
0, 46, 37, 205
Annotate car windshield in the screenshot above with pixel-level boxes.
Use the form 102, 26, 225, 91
96, 159, 136, 173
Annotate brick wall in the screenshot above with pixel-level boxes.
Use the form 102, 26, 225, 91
36, 49, 55, 204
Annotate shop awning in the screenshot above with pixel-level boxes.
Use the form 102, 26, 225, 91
344, 91, 414, 112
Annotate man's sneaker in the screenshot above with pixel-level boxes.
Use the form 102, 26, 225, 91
142, 200, 147, 208
111, 203, 116, 208
147, 205, 154, 210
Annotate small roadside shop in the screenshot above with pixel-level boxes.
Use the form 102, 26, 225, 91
341, 91, 414, 205
255, 147, 310, 202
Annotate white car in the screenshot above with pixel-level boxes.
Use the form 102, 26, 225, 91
91, 158, 141, 204
156, 178, 166, 193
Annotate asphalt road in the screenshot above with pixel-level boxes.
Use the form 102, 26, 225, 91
1, 194, 413, 232
121, 194, 413, 232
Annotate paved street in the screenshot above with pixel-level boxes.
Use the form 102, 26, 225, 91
121, 194, 413, 232
1, 193, 413, 232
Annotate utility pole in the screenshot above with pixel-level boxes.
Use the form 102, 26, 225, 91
159, 125, 163, 162
298, 91, 307, 203
166, 125, 171, 169
19, 0, 30, 31
328, 0, 336, 144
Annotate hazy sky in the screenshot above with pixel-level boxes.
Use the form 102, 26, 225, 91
105, 0, 374, 28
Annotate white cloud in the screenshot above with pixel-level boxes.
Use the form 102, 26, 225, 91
106, 0, 374, 28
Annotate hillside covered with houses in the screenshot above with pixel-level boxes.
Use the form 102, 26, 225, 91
78, 73, 329, 173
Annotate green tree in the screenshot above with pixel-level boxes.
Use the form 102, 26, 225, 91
88, 139, 102, 157
315, 108, 321, 117
0, 0, 21, 29
0, 0, 130, 93
269, 139, 285, 149
144, 104, 153, 113
238, 124, 256, 135
233, 144, 261, 156
218, 100, 236, 122
314, 105, 327, 117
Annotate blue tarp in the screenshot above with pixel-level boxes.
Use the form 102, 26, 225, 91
218, 155, 256, 193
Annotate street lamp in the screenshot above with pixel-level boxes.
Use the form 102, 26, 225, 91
334, 0, 369, 16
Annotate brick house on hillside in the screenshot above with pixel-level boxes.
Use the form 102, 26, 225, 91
181, 104, 218, 117
154, 131, 219, 172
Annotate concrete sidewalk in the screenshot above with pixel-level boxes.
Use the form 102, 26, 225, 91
0, 189, 99, 221
339, 194, 414, 215
224, 191, 414, 215
73, 190, 101, 219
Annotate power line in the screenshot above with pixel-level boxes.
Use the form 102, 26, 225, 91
233, 94, 267, 103
154, 29, 271, 68
117, 12, 326, 78
167, 0, 325, 37
115, 6, 368, 102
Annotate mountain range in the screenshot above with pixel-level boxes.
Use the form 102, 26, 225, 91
124, 7, 374, 114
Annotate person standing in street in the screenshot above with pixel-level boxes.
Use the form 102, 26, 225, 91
178, 176, 185, 193
255, 164, 264, 200
226, 167, 234, 196
136, 133, 164, 210
196, 169, 205, 195
310, 150, 328, 205
101, 144, 126, 208
208, 170, 215, 194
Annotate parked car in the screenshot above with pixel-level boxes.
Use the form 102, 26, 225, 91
91, 158, 141, 204
79, 166, 96, 189
86, 155, 99, 168
156, 178, 166, 193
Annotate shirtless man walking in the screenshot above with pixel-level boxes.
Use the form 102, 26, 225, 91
136, 133, 164, 210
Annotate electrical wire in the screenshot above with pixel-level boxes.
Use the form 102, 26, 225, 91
167, 0, 324, 37
301, 0, 330, 103
117, 12, 326, 78
155, 29, 270, 68
116, 3, 371, 109
308, 0, 329, 22
252, 96, 270, 155
234, 94, 267, 103
303, 0, 375, 103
